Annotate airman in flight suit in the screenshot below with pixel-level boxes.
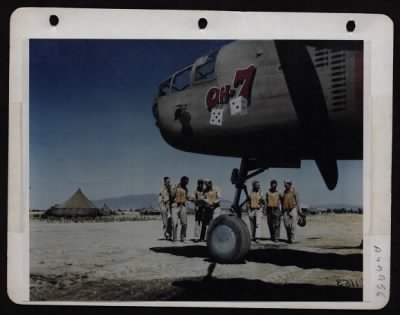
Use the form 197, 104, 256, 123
159, 176, 172, 239
281, 180, 304, 243
199, 179, 221, 241
265, 179, 281, 242
171, 176, 191, 242
247, 180, 264, 242
193, 179, 205, 240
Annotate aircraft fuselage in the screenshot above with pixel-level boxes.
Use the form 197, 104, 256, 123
153, 40, 363, 166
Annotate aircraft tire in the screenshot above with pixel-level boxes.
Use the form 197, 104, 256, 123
206, 214, 251, 263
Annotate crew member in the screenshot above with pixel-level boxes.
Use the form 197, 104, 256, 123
199, 179, 221, 241
159, 176, 172, 240
171, 176, 190, 242
247, 180, 264, 242
281, 180, 304, 243
192, 179, 205, 240
265, 179, 281, 242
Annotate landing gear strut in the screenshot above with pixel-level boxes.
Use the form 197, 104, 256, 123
207, 158, 267, 263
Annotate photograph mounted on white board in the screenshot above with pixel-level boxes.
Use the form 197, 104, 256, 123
29, 39, 363, 301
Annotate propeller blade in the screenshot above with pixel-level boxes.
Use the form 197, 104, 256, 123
315, 157, 338, 190
275, 40, 338, 190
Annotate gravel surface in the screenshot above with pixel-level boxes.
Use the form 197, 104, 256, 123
30, 213, 363, 301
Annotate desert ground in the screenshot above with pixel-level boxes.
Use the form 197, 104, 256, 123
30, 213, 362, 301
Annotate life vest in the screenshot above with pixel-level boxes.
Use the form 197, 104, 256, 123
283, 190, 297, 209
194, 189, 204, 200
266, 191, 280, 207
174, 185, 187, 204
249, 191, 263, 209
205, 189, 218, 204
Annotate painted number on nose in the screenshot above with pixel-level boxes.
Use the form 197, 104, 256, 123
206, 65, 256, 111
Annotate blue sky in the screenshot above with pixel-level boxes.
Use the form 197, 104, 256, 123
29, 39, 362, 209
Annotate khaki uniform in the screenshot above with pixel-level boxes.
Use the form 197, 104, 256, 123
193, 188, 204, 238
200, 186, 221, 241
159, 184, 171, 238
282, 189, 299, 243
248, 190, 263, 239
266, 190, 282, 241
171, 184, 188, 242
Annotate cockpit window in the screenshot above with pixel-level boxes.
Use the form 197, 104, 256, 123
171, 66, 192, 93
157, 78, 172, 97
194, 51, 217, 82
157, 50, 219, 97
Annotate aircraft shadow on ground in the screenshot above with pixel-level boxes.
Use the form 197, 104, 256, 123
169, 277, 362, 301
150, 245, 362, 271
324, 246, 363, 250
150, 245, 209, 258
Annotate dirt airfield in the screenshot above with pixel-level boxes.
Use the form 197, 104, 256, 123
30, 213, 362, 301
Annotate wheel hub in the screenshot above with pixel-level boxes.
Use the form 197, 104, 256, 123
210, 224, 236, 254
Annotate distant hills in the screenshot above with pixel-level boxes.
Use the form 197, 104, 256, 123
93, 194, 158, 210
310, 203, 362, 210
93, 193, 233, 210
79, 192, 362, 212
34, 191, 361, 212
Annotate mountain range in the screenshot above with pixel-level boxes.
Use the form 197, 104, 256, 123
309, 203, 362, 210
93, 194, 361, 211
93, 193, 233, 210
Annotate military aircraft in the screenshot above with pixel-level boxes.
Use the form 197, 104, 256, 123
152, 40, 363, 263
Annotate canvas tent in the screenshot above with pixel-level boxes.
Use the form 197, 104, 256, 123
43, 188, 99, 217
